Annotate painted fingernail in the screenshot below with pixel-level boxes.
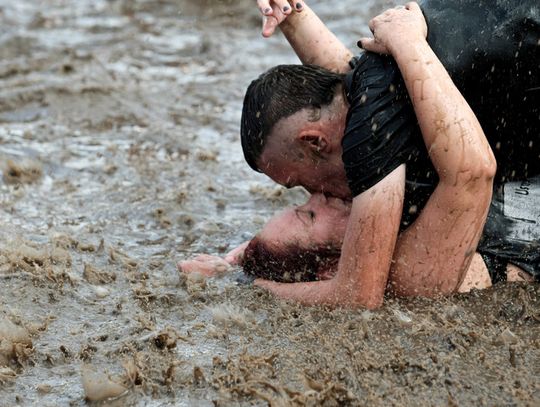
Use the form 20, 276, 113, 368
283, 5, 290, 12
357, 40, 363, 49
264, 7, 271, 14
296, 2, 303, 9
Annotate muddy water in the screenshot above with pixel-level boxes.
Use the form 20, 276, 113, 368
0, 0, 538, 405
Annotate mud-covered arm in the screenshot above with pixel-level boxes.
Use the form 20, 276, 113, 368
256, 165, 405, 309
329, 165, 405, 308
257, 1, 353, 73
360, 3, 497, 296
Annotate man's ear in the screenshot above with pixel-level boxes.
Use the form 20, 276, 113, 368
299, 131, 330, 156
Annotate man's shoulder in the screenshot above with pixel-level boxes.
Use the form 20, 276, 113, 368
344, 52, 400, 102
341, 52, 420, 199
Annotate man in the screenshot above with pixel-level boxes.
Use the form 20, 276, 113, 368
240, 1, 539, 308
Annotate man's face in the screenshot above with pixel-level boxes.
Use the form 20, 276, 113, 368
258, 144, 327, 195
257, 111, 351, 199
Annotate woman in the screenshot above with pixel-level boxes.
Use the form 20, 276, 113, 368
179, 192, 535, 296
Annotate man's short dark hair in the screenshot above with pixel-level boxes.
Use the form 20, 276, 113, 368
241, 64, 344, 172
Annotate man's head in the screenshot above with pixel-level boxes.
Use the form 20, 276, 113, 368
241, 65, 351, 198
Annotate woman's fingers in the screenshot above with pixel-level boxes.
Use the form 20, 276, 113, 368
294, 1, 304, 11
177, 255, 231, 277
273, 0, 292, 15
405, 1, 421, 12
258, 0, 304, 37
224, 241, 249, 265
368, 17, 376, 34
177, 259, 205, 274
362, 2, 426, 55
262, 15, 280, 38
257, 0, 273, 15
258, 0, 291, 16
262, 4, 289, 37
358, 37, 390, 54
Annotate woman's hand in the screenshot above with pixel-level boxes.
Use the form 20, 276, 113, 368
256, 0, 305, 37
224, 241, 249, 265
177, 254, 231, 277
358, 2, 427, 55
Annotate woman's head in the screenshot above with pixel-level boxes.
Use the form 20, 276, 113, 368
242, 237, 340, 282
242, 194, 350, 282
258, 193, 349, 248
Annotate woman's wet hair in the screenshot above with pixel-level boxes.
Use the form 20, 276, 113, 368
242, 237, 340, 283
240, 64, 344, 172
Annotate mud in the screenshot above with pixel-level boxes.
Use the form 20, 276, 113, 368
0, 0, 538, 405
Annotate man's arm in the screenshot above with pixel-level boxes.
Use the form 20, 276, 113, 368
256, 0, 353, 73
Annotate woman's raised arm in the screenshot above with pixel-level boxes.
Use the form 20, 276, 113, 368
256, 1, 353, 73
361, 3, 497, 296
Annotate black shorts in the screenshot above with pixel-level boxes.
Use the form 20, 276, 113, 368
479, 176, 540, 282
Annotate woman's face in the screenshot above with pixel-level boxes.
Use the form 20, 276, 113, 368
258, 193, 351, 250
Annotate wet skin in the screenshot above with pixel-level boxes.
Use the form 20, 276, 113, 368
177, 194, 349, 277
257, 193, 350, 251
257, 100, 351, 200
178, 194, 494, 292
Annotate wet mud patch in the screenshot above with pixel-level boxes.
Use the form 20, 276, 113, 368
80, 365, 127, 402
0, 237, 72, 283
0, 317, 33, 383
2, 159, 43, 185
0, 0, 538, 405
202, 284, 540, 406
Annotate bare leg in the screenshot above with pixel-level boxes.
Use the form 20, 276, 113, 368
457, 254, 492, 293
